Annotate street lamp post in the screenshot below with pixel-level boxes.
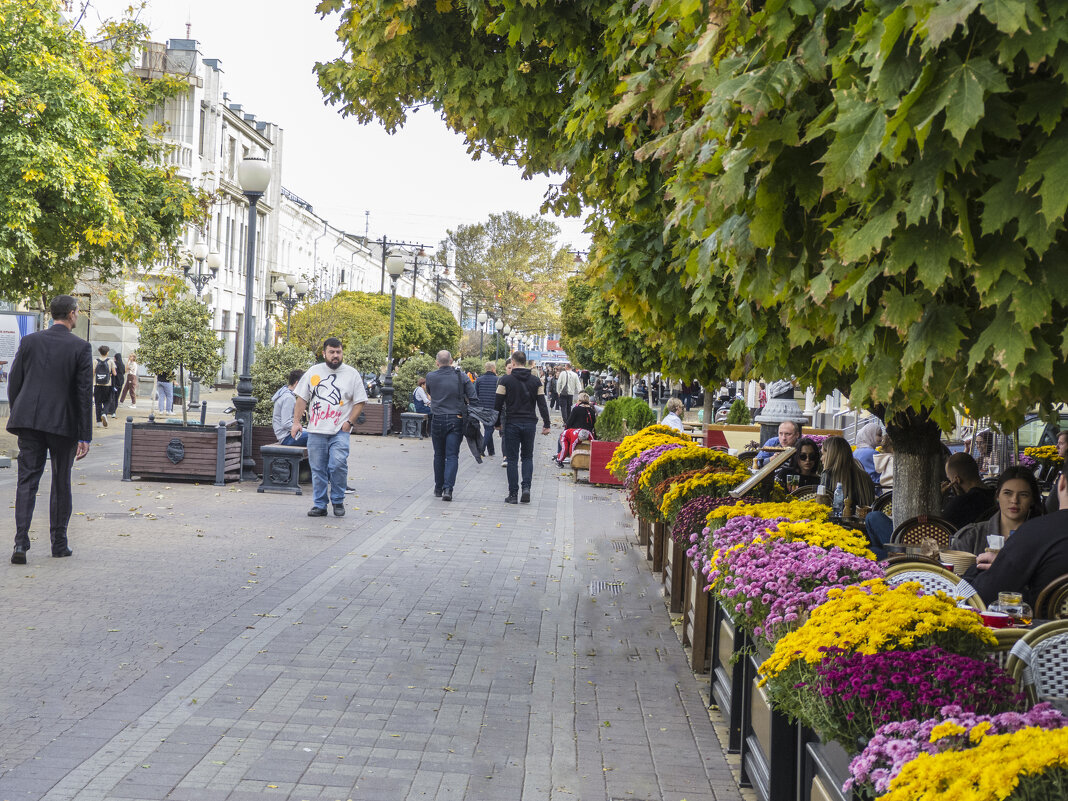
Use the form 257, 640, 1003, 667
382, 248, 407, 435
494, 318, 504, 360
273, 274, 308, 343
234, 155, 272, 479
411, 248, 426, 298
477, 310, 488, 358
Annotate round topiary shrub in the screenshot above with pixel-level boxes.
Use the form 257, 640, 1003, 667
595, 397, 656, 441
726, 397, 751, 424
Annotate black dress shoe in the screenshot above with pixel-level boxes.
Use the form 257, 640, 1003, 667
441, 489, 452, 502
520, 490, 531, 503
307, 507, 327, 517
52, 548, 73, 558
333, 504, 346, 517
11, 546, 26, 565
434, 489, 443, 497
504, 494, 518, 504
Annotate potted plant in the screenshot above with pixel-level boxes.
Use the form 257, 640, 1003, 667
590, 398, 659, 484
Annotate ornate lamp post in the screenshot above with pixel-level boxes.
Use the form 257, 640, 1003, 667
234, 155, 272, 478
477, 310, 488, 358
494, 318, 504, 360
183, 242, 220, 415
381, 248, 406, 435
273, 274, 308, 343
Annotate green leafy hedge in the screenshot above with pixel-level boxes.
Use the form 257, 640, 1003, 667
595, 397, 656, 441
726, 398, 751, 425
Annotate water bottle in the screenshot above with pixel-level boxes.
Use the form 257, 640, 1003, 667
832, 482, 845, 517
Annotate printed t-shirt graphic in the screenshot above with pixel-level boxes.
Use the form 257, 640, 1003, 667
296, 363, 368, 435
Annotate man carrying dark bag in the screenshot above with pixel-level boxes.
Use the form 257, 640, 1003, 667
8, 296, 93, 564
495, 350, 551, 504
424, 350, 476, 502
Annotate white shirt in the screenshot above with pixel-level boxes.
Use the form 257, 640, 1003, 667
294, 362, 368, 435
662, 412, 685, 432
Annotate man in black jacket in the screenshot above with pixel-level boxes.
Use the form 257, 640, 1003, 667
495, 351, 551, 504
473, 361, 500, 457
424, 350, 476, 502
8, 296, 93, 564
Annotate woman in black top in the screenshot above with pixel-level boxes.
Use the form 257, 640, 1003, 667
775, 436, 822, 489
555, 393, 597, 466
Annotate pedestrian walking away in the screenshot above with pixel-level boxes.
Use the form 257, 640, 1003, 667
8, 295, 92, 564
107, 350, 125, 418
555, 363, 582, 424
156, 370, 174, 413
290, 338, 366, 517
93, 344, 115, 427
474, 361, 500, 457
424, 350, 476, 502
495, 350, 551, 504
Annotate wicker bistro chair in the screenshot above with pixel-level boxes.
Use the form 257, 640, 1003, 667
889, 514, 959, 549
1035, 574, 1068, 620
735, 450, 759, 464
871, 490, 893, 516
1006, 620, 1068, 711
987, 627, 1029, 671
790, 484, 818, 499
884, 561, 986, 610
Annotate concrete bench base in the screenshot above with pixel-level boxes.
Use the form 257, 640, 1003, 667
400, 412, 428, 439
258, 444, 308, 495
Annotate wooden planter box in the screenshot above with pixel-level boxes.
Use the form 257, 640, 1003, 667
682, 559, 714, 673
122, 419, 242, 484
662, 525, 688, 613
803, 736, 856, 801
650, 521, 666, 572
741, 643, 803, 801
252, 424, 277, 475
636, 517, 651, 547
353, 402, 387, 435
588, 440, 622, 485
710, 600, 748, 753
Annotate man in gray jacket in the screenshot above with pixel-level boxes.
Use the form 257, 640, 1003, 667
272, 369, 307, 446
424, 350, 476, 501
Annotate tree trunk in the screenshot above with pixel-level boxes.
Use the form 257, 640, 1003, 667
703, 391, 715, 428
885, 409, 942, 529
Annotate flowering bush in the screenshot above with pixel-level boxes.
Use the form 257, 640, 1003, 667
606, 425, 691, 479
759, 581, 996, 720
671, 495, 761, 545
800, 647, 1022, 749
623, 442, 688, 489
658, 464, 756, 521
638, 447, 741, 491
717, 540, 884, 643
847, 704, 1067, 797
1023, 445, 1064, 467
877, 726, 1068, 801
1017, 452, 1039, 470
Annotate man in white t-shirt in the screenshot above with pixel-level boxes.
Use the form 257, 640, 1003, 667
290, 337, 367, 517
555, 364, 582, 424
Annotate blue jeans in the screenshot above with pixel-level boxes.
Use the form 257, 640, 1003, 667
156, 381, 173, 412
482, 422, 496, 456
281, 433, 309, 447
865, 511, 892, 559
307, 430, 350, 509
504, 420, 537, 495
431, 414, 463, 493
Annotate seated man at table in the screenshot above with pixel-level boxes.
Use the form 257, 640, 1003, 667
966, 473, 1068, 607
756, 419, 801, 466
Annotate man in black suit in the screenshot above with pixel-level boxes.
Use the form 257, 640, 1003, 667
8, 295, 93, 564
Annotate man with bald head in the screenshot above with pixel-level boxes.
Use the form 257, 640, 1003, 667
424, 350, 476, 501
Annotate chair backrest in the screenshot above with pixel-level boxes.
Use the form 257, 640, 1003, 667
889, 515, 958, 548
884, 562, 986, 610
1036, 573, 1068, 620
791, 484, 818, 499
735, 450, 758, 463
987, 627, 1028, 671
871, 491, 892, 515
1007, 620, 1068, 711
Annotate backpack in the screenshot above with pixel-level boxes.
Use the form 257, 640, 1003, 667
94, 358, 111, 386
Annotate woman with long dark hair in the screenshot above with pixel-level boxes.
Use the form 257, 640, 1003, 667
820, 436, 876, 508
950, 466, 1044, 556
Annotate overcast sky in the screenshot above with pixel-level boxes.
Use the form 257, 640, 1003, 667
81, 0, 591, 252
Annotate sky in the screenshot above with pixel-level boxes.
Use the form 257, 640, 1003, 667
80, 0, 591, 252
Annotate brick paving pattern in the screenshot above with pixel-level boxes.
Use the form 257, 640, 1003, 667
0, 424, 742, 801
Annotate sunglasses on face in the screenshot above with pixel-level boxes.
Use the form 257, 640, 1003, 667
798, 453, 817, 461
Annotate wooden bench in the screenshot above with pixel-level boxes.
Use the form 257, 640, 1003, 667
258, 444, 309, 495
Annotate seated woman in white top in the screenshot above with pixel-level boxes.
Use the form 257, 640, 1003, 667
661, 397, 686, 432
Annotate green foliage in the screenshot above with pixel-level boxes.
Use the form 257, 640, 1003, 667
391, 354, 436, 412
344, 334, 387, 375
726, 398, 751, 425
443, 211, 572, 336
288, 290, 459, 364
250, 343, 315, 425
0, 2, 206, 305
458, 356, 503, 377
137, 299, 224, 425
594, 397, 656, 442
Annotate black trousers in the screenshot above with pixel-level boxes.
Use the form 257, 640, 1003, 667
559, 394, 573, 423
14, 431, 78, 553
94, 385, 113, 422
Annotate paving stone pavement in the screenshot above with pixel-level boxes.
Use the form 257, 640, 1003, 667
0, 424, 743, 801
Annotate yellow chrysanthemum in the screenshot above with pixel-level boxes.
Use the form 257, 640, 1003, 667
658, 466, 752, 520
706, 500, 831, 530
878, 727, 1068, 801
605, 425, 691, 478
638, 446, 740, 490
